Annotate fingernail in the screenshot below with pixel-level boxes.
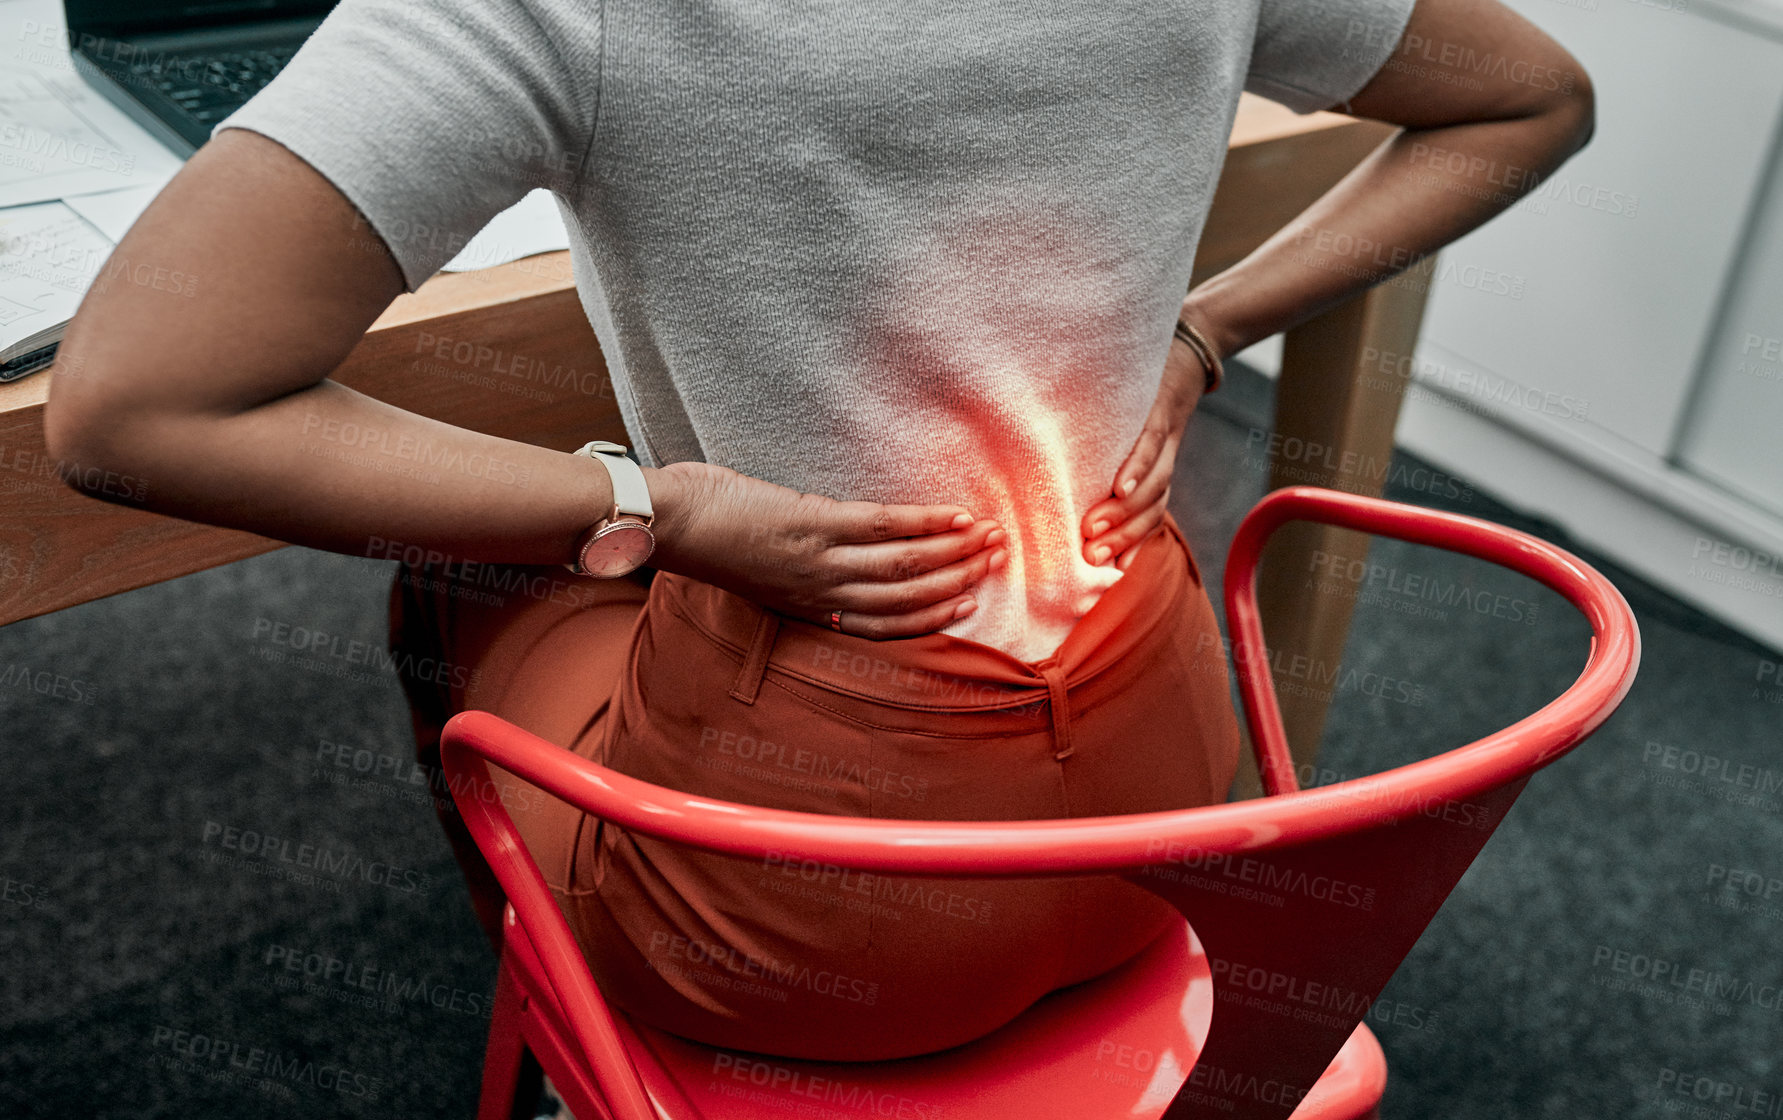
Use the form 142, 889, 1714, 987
989, 548, 1008, 571
1121, 478, 1137, 496
1117, 551, 1133, 570
986, 528, 1007, 547
1090, 519, 1109, 536
951, 513, 973, 529
954, 599, 977, 618
1091, 545, 1111, 564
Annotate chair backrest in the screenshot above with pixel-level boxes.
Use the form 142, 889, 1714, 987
442, 486, 1639, 1120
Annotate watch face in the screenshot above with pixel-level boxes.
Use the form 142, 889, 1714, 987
580, 521, 655, 578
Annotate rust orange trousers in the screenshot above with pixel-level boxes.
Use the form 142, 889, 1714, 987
388, 512, 1240, 1061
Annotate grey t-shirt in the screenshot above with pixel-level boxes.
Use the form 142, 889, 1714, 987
217, 0, 1414, 664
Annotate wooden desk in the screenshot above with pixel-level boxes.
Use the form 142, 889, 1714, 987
0, 95, 1427, 776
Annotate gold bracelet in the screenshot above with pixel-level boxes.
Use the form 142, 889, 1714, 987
1172, 318, 1225, 396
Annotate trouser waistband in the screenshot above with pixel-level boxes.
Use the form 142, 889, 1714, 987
654, 513, 1202, 762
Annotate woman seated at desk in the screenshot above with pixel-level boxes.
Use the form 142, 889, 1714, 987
45, 0, 1593, 1064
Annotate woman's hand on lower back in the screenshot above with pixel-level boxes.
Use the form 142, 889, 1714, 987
644, 461, 1008, 639
1080, 317, 1214, 571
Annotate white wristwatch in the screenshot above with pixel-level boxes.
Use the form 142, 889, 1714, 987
565, 440, 656, 578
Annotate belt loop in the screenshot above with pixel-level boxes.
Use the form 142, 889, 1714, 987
729, 606, 782, 705
1039, 663, 1073, 761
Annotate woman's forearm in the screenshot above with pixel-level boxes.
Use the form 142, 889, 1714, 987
1185, 0, 1596, 357
55, 374, 648, 570
1185, 114, 1589, 357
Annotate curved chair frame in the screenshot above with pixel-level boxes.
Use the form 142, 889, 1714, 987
441, 485, 1641, 1120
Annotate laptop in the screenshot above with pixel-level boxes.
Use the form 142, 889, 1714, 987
64, 0, 337, 158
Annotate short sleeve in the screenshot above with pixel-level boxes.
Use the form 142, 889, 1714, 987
1245, 0, 1418, 114
212, 0, 596, 291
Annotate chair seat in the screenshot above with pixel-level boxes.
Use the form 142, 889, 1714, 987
505, 915, 1386, 1120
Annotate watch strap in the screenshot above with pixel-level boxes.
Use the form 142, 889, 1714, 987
574, 440, 654, 519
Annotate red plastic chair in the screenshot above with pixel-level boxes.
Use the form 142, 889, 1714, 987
441, 486, 1640, 1120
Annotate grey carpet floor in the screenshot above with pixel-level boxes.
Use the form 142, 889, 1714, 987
2, 362, 1779, 1118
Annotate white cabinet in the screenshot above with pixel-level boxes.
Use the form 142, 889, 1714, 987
1676, 126, 1783, 518
1418, 0, 1783, 457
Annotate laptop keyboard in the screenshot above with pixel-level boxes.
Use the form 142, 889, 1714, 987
126, 45, 301, 127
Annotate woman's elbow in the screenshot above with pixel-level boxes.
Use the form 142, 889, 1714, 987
42, 355, 148, 501
1549, 54, 1597, 162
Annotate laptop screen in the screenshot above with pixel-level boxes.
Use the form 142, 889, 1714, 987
64, 0, 336, 39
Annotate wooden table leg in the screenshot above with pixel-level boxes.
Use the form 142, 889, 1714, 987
1230, 263, 1433, 799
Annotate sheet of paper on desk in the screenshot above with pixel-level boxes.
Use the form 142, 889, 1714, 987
0, 200, 112, 368
442, 189, 571, 272
0, 73, 185, 208
61, 176, 175, 243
